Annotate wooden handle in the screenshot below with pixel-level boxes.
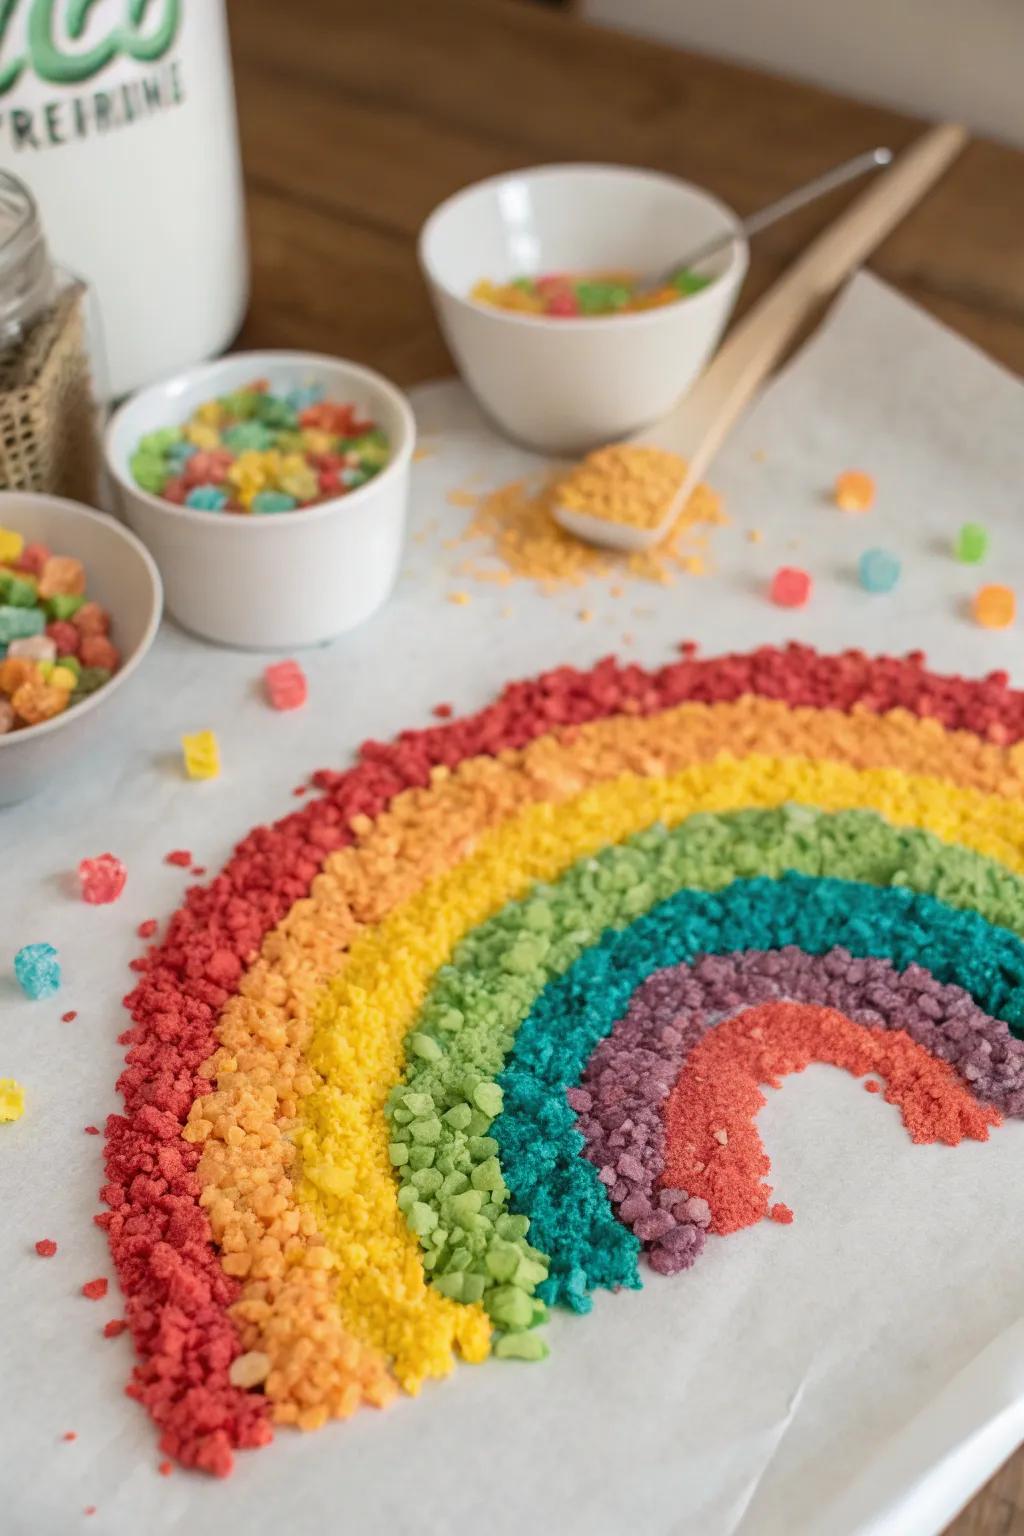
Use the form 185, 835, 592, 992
640, 122, 968, 497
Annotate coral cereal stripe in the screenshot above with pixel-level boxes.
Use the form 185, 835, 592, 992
102, 645, 1024, 1473
661, 1001, 999, 1234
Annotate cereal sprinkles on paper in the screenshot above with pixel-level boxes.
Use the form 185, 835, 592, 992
103, 642, 1024, 1475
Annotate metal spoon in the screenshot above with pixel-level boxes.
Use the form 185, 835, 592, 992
636, 145, 893, 295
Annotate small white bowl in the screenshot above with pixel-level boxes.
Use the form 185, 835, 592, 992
0, 492, 162, 808
419, 163, 748, 455
105, 351, 415, 649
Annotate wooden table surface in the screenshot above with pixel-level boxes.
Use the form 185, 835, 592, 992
226, 2, 1024, 1531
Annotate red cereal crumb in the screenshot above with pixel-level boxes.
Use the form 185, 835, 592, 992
82, 1278, 108, 1300
137, 919, 158, 939
103, 1319, 128, 1338
63, 1431, 77, 1442
769, 1203, 795, 1224
432, 703, 453, 719
84, 1508, 96, 1517
164, 849, 192, 867
35, 1238, 57, 1257
84, 1125, 100, 1135
292, 785, 308, 797
62, 1010, 77, 1023
191, 866, 207, 877
158, 1461, 173, 1477
864, 1079, 881, 1093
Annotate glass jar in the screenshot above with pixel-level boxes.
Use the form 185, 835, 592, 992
0, 170, 102, 504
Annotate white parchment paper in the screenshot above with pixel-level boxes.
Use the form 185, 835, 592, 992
3, 274, 1024, 1536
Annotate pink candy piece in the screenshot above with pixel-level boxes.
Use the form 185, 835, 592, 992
264, 659, 307, 712
770, 567, 812, 608
77, 853, 127, 905
16, 541, 49, 575
7, 634, 57, 662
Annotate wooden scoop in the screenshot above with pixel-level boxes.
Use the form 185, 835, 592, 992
554, 122, 968, 553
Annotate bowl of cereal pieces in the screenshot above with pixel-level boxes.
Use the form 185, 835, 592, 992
105, 350, 415, 648
0, 493, 162, 807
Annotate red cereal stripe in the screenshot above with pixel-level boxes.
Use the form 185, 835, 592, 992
101, 644, 1024, 1475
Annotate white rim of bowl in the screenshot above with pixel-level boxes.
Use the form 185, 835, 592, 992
0, 492, 163, 750
104, 351, 417, 532
418, 162, 748, 332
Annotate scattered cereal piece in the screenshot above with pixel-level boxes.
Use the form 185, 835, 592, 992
578, 608, 594, 623
865, 1080, 881, 1093
181, 730, 221, 780
432, 703, 453, 719
14, 942, 61, 999
137, 919, 158, 939
165, 849, 192, 867
264, 659, 307, 711
858, 548, 901, 594
191, 866, 207, 877
770, 567, 811, 608
62, 1010, 77, 1023
834, 470, 875, 512
82, 1278, 108, 1301
769, 1203, 794, 1225
77, 853, 127, 905
448, 591, 472, 606
63, 1432, 77, 1442
158, 1461, 173, 1477
955, 522, 988, 564
84, 1507, 96, 1517
103, 1319, 128, 1339
35, 1239, 57, 1257
84, 1125, 100, 1135
228, 1350, 271, 1389
974, 584, 1015, 630
0, 1079, 24, 1122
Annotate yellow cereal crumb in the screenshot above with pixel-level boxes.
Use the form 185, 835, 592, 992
747, 529, 764, 544
0, 1078, 25, 1121
578, 608, 594, 623
447, 488, 480, 509
448, 591, 472, 606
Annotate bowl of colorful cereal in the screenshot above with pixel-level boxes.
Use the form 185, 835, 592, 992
0, 493, 162, 807
105, 351, 415, 648
419, 164, 747, 454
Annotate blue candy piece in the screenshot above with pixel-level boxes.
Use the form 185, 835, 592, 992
0, 604, 45, 643
251, 490, 298, 514
286, 382, 325, 412
167, 441, 198, 467
858, 547, 901, 594
14, 942, 61, 1000
185, 485, 228, 512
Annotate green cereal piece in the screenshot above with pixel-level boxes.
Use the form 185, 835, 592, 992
407, 1144, 435, 1170
0, 604, 44, 642
470, 1156, 504, 1193
473, 1082, 503, 1117
255, 394, 298, 430
222, 421, 273, 453
672, 267, 712, 295
401, 1091, 434, 1115
408, 1201, 438, 1236
411, 1168, 443, 1195
274, 430, 305, 454
130, 450, 167, 494
495, 1213, 529, 1241
433, 1272, 465, 1301
75, 665, 111, 696
468, 1136, 499, 1160
955, 522, 989, 563
494, 1331, 549, 1362
575, 281, 631, 314
443, 1103, 472, 1130
485, 1244, 519, 1282
138, 426, 183, 454
461, 1273, 486, 1304
345, 429, 389, 468
220, 389, 261, 420
486, 1285, 534, 1330
409, 1115, 442, 1144
410, 1032, 443, 1062
0, 572, 38, 607
388, 1142, 409, 1166
45, 592, 85, 620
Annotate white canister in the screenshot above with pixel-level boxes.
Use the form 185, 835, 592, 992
0, 0, 247, 398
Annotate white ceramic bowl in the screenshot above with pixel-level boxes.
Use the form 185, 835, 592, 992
419, 163, 748, 455
0, 492, 162, 808
105, 351, 415, 649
